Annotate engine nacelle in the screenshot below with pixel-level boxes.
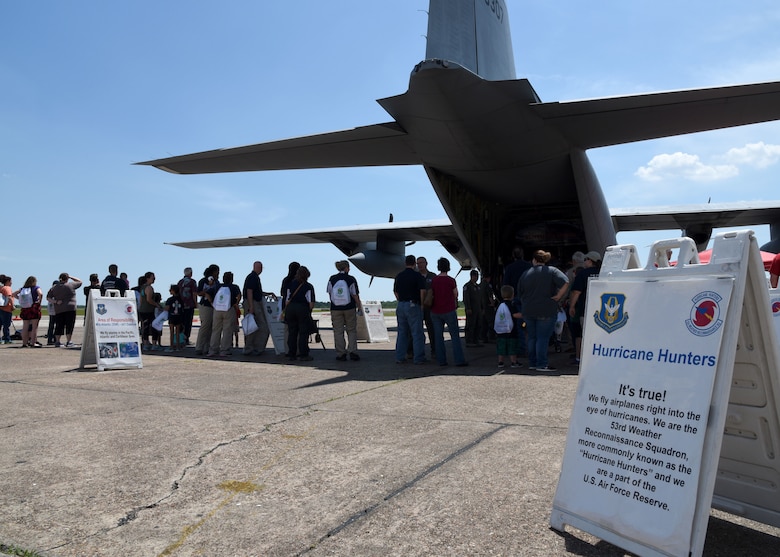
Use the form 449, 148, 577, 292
348, 251, 406, 279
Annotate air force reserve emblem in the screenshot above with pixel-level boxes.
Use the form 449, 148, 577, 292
96, 303, 107, 316
593, 293, 629, 333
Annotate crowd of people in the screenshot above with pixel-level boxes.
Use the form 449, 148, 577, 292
1, 248, 608, 370
392, 249, 603, 372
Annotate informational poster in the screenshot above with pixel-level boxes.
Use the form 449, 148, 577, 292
553, 231, 780, 555
357, 301, 389, 342
265, 295, 287, 355
553, 277, 734, 556
80, 291, 142, 371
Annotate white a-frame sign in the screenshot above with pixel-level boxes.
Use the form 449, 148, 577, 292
80, 289, 143, 371
550, 230, 780, 557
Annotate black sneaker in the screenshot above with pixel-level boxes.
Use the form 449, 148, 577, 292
349, 353, 360, 361
336, 354, 347, 361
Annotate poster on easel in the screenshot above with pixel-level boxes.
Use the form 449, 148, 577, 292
80, 290, 142, 371
551, 231, 780, 557
265, 295, 286, 355
357, 300, 389, 342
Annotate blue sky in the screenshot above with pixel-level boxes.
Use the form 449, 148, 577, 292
2, 1, 779, 302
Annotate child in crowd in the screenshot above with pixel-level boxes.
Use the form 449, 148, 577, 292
152, 292, 164, 349
494, 285, 522, 370
165, 284, 183, 352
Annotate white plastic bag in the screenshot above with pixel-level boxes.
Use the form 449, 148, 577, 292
242, 313, 259, 335
151, 311, 169, 331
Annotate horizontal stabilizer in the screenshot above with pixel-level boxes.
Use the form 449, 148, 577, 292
137, 123, 418, 174
535, 81, 780, 149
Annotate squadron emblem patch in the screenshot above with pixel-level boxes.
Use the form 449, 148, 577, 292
686, 291, 723, 337
593, 293, 629, 333
96, 303, 107, 316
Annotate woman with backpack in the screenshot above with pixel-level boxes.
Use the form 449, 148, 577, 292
13, 276, 43, 347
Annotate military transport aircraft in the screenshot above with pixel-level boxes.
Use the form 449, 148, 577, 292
138, 0, 780, 279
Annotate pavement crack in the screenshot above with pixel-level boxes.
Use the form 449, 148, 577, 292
112, 411, 313, 530
298, 424, 509, 555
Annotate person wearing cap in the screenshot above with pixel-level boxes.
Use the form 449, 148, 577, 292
568, 250, 603, 364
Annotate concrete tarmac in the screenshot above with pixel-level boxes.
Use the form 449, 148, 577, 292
1, 317, 779, 556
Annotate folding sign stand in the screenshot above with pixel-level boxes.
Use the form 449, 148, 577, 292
80, 289, 143, 371
356, 300, 389, 343
264, 294, 287, 355
550, 230, 780, 557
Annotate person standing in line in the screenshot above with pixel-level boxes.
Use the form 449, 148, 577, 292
46, 280, 58, 345
284, 266, 315, 361
0, 275, 14, 344
243, 261, 274, 356
393, 255, 427, 365
327, 260, 362, 361
280, 261, 300, 348
462, 269, 483, 347
82, 273, 100, 323
164, 284, 184, 352
210, 271, 241, 357
195, 265, 220, 355
479, 271, 497, 344
494, 285, 523, 369
503, 246, 532, 356
14, 276, 44, 347
568, 251, 602, 365
100, 264, 127, 296
518, 250, 569, 372
564, 251, 585, 363
416, 256, 437, 357
430, 257, 468, 367
177, 267, 198, 345
138, 271, 162, 351
48, 273, 83, 348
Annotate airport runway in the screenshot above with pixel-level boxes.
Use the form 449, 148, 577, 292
1, 317, 778, 556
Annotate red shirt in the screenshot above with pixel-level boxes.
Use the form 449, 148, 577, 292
431, 274, 458, 314
770, 253, 780, 278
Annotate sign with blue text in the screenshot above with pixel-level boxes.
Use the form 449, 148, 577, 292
551, 231, 780, 557
80, 290, 143, 371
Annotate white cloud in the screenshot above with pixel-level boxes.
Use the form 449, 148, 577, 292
721, 141, 780, 169
635, 152, 738, 182
635, 142, 780, 182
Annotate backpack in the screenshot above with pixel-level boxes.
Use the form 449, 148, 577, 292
18, 287, 34, 309
179, 278, 194, 304
213, 286, 232, 311
329, 278, 351, 306
494, 301, 514, 334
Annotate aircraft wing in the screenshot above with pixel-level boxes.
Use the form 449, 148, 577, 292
533, 81, 780, 149
610, 201, 780, 232
166, 219, 458, 256
137, 123, 419, 175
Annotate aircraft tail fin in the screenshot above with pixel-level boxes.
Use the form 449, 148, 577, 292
425, 0, 516, 81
